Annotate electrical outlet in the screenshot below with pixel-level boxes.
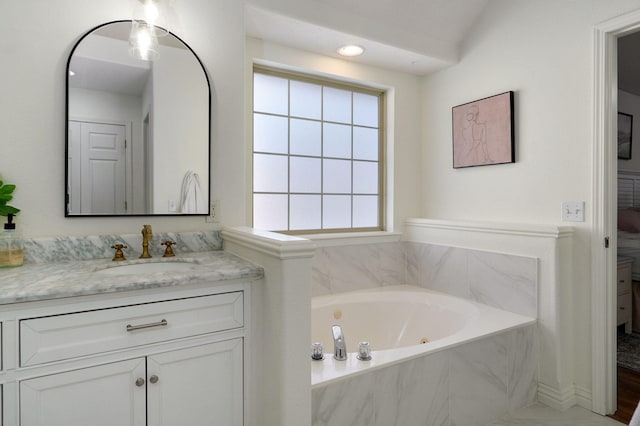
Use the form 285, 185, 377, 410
562, 201, 585, 222
205, 200, 218, 223
168, 200, 177, 212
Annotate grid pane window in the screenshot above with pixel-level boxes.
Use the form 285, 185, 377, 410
253, 68, 383, 232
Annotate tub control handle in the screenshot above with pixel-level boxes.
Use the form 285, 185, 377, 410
311, 342, 324, 360
332, 325, 347, 361
357, 341, 372, 361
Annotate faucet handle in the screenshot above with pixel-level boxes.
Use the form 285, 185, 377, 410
111, 244, 128, 261
311, 342, 324, 360
161, 241, 176, 257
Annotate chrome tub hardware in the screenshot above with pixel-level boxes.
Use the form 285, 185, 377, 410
161, 240, 176, 257
311, 342, 324, 360
140, 224, 153, 259
332, 325, 347, 361
357, 342, 372, 361
111, 244, 128, 261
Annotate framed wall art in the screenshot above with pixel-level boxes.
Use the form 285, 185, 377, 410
452, 91, 515, 168
618, 112, 633, 160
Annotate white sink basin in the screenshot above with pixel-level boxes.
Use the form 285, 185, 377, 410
95, 260, 200, 276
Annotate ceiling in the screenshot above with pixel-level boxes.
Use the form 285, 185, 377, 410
244, 0, 490, 75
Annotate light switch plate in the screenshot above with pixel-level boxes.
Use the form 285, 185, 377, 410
562, 201, 585, 222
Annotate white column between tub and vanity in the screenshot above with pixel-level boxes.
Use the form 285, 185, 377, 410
222, 227, 315, 426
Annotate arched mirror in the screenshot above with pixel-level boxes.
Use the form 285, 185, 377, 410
65, 21, 210, 216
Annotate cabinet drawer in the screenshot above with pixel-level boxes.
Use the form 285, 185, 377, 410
618, 293, 632, 325
618, 265, 632, 295
20, 292, 243, 367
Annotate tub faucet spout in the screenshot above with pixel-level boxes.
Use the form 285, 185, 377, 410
332, 325, 347, 361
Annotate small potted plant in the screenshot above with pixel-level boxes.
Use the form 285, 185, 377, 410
0, 180, 23, 267
0, 180, 20, 217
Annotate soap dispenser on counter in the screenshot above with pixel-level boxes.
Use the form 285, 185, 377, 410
0, 213, 23, 267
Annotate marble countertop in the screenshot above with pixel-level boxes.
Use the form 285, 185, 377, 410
0, 250, 263, 305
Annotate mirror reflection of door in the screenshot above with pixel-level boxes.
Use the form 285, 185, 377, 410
68, 121, 127, 215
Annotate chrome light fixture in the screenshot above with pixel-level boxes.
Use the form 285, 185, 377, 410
129, 0, 171, 61
129, 20, 159, 61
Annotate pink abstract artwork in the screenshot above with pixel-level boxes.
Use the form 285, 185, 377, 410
452, 91, 514, 168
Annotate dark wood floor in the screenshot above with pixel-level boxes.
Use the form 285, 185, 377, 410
609, 366, 640, 424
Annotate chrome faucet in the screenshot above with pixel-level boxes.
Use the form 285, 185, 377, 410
332, 325, 347, 361
140, 224, 153, 259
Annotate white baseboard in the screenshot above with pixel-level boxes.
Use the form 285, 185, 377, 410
537, 382, 577, 411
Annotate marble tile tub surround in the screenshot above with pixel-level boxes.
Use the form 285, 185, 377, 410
312, 323, 538, 426
23, 230, 223, 264
311, 241, 538, 318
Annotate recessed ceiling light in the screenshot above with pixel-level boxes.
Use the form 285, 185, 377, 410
337, 45, 364, 57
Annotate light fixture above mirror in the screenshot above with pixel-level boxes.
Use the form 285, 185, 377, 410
129, 0, 173, 61
129, 20, 160, 61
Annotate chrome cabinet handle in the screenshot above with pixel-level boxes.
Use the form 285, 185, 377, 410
126, 319, 168, 332
149, 375, 159, 384
135, 378, 145, 387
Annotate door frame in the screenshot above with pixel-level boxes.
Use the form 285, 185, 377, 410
592, 9, 640, 415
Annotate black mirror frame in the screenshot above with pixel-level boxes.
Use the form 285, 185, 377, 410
64, 20, 212, 217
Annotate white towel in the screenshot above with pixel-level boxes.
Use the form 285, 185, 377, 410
180, 171, 205, 213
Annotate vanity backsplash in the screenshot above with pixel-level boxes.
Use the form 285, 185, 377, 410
22, 230, 223, 264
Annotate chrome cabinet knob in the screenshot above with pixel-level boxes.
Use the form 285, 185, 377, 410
149, 375, 159, 384
135, 377, 145, 387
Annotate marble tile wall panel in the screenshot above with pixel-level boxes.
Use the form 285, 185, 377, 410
23, 231, 223, 263
449, 334, 509, 426
312, 370, 376, 426
507, 325, 539, 411
406, 242, 471, 299
407, 242, 538, 318
468, 251, 538, 318
311, 242, 405, 297
373, 350, 450, 426
311, 326, 537, 426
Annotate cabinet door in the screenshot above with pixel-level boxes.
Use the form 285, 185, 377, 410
20, 358, 146, 426
147, 339, 243, 426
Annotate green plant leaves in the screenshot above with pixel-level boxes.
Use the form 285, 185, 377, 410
0, 180, 20, 216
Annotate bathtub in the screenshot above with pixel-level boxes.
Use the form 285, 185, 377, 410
311, 285, 536, 388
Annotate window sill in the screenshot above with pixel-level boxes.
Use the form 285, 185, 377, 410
296, 231, 402, 248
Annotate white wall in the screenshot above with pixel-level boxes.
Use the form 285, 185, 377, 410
245, 37, 423, 231
619, 90, 640, 172
0, 0, 245, 236
419, 0, 640, 408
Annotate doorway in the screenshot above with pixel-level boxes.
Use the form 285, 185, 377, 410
593, 9, 640, 417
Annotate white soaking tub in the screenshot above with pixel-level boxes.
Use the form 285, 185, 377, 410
311, 285, 536, 387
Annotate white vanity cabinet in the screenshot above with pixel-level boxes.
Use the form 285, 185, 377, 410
0, 283, 248, 426
20, 339, 243, 426
21, 358, 147, 426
